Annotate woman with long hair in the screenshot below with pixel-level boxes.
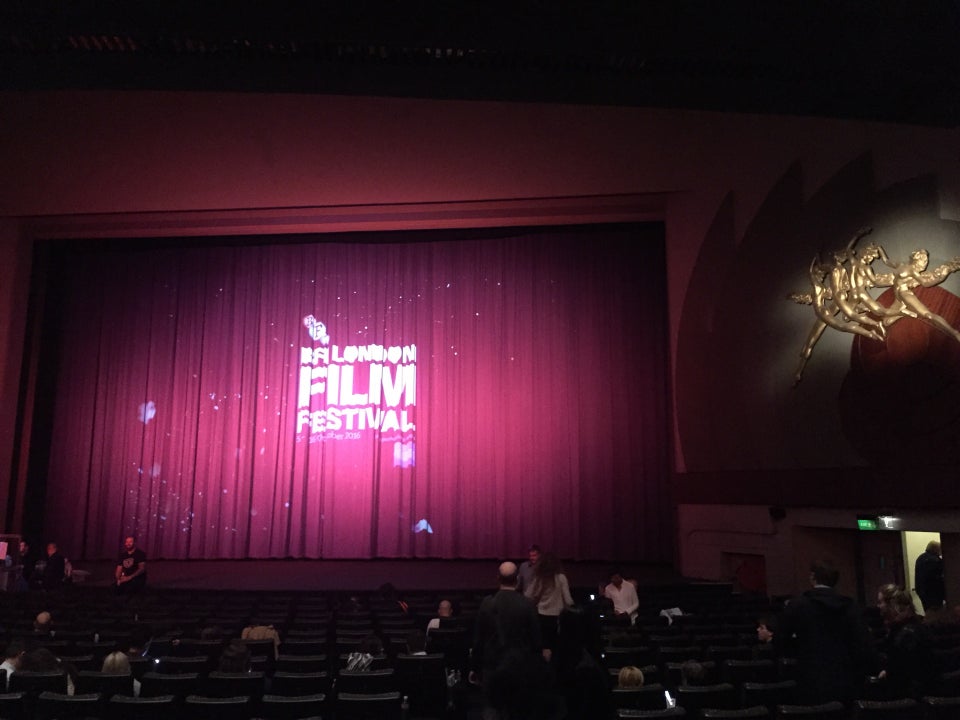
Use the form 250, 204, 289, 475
524, 551, 574, 660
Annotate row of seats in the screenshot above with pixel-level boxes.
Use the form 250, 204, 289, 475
0, 689, 396, 720
604, 659, 792, 691
617, 695, 960, 719
4, 649, 452, 713
6, 656, 447, 694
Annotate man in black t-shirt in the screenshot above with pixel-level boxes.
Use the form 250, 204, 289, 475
115, 536, 147, 595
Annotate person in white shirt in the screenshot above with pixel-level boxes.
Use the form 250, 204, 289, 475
0, 639, 25, 689
603, 571, 639, 624
525, 552, 574, 660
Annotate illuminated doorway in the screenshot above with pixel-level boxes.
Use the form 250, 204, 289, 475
904, 530, 941, 614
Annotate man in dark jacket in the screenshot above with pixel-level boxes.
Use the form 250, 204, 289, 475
472, 561, 542, 677
914, 541, 945, 612
772, 560, 876, 704
471, 561, 550, 718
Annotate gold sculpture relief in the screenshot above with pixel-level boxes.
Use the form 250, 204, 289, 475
789, 228, 960, 385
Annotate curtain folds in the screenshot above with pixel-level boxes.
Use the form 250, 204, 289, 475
44, 225, 669, 562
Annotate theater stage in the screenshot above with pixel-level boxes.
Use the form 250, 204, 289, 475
71, 558, 679, 593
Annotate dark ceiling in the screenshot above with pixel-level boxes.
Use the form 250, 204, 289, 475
2, 1, 958, 126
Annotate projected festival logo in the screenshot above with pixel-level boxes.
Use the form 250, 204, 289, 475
297, 314, 417, 468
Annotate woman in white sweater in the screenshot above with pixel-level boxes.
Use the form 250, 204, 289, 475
524, 551, 574, 659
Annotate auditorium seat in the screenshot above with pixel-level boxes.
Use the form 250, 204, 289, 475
776, 658, 798, 681
702, 708, 770, 719
393, 653, 447, 718
660, 647, 705, 672
664, 661, 718, 690
336, 691, 403, 720
694, 633, 738, 648
604, 646, 658, 670
611, 683, 670, 711
335, 637, 364, 654
258, 692, 327, 719
129, 656, 153, 679
176, 638, 226, 659
146, 637, 177, 657
269, 670, 331, 696
239, 638, 277, 664
139, 670, 201, 699
933, 647, 960, 673
204, 670, 266, 699
617, 708, 688, 718
922, 695, 960, 719
774, 701, 846, 718
74, 670, 135, 698
853, 698, 922, 719
0, 691, 26, 720
378, 617, 416, 631
184, 694, 252, 720
279, 638, 328, 656
705, 645, 754, 665
8, 669, 69, 696
936, 668, 960, 696
57, 653, 98, 671
35, 690, 101, 720
741, 680, 797, 712
721, 659, 777, 685
425, 627, 470, 672
75, 639, 117, 663
336, 668, 397, 694
157, 654, 212, 674
275, 654, 328, 673
650, 633, 695, 648
386, 635, 410, 657
676, 682, 737, 714
285, 625, 329, 640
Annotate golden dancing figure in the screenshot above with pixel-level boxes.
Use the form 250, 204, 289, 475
789, 228, 960, 384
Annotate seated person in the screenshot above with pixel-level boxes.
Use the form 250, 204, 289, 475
878, 589, 936, 699
218, 640, 252, 673
33, 611, 53, 637
617, 665, 645, 688
241, 624, 280, 660
753, 614, 779, 659
0, 639, 26, 689
603, 571, 639, 625
20, 647, 76, 695
102, 650, 140, 696
426, 599, 454, 634
680, 660, 708, 687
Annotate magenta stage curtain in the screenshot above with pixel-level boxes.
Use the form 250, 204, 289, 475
42, 225, 668, 562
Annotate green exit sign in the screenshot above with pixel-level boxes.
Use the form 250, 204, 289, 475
857, 517, 878, 531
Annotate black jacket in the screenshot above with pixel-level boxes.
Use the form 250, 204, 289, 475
776, 587, 876, 704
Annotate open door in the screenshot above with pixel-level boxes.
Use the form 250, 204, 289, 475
903, 530, 941, 614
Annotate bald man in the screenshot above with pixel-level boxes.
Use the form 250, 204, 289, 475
427, 599, 454, 635
471, 561, 542, 681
